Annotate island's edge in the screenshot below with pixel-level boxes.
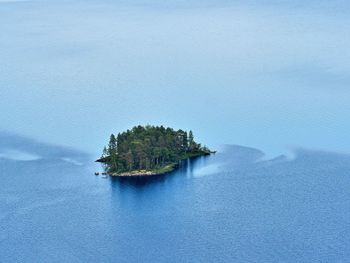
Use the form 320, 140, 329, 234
98, 151, 216, 177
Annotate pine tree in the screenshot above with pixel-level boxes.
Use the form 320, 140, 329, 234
108, 134, 118, 172
108, 134, 117, 155
183, 131, 188, 151
101, 146, 108, 158
188, 130, 194, 151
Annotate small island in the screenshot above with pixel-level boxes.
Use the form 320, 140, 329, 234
96, 125, 213, 176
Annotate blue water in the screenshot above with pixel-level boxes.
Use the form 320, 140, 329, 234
1, 0, 350, 156
1, 132, 350, 262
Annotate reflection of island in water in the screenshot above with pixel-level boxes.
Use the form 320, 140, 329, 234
109, 154, 212, 187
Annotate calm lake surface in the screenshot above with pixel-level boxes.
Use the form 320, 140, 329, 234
1, 132, 350, 262
1, 0, 350, 156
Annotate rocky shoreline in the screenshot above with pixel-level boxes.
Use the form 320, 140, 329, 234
93, 162, 179, 177
110, 170, 158, 177
96, 151, 216, 177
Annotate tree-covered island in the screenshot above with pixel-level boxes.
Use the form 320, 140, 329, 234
97, 125, 213, 176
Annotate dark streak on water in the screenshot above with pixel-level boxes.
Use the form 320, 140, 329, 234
1, 133, 350, 262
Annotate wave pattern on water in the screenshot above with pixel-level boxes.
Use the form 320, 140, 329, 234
1, 133, 350, 262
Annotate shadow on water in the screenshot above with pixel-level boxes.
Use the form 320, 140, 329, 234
109, 155, 212, 188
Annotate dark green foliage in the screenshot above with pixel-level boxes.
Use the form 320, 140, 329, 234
107, 134, 118, 172
102, 125, 209, 173
188, 130, 194, 151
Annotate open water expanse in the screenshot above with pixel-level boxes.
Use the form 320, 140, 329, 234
1, 0, 350, 156
1, 132, 350, 262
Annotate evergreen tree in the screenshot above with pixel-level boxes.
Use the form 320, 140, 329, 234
100, 146, 109, 170
108, 134, 118, 172
108, 134, 117, 155
183, 131, 188, 150
101, 146, 108, 158
188, 130, 194, 151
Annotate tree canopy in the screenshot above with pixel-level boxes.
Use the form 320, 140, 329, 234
100, 125, 210, 173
